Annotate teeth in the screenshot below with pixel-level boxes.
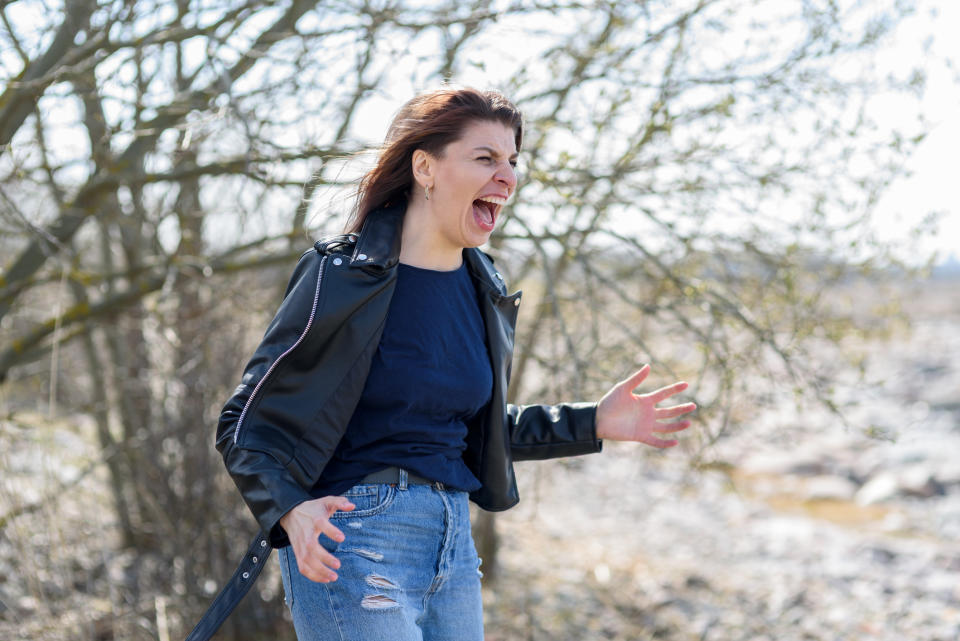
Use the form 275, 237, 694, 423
478, 196, 507, 206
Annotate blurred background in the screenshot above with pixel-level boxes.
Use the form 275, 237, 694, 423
1, 1, 958, 639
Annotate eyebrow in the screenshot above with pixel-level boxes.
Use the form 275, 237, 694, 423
473, 146, 519, 160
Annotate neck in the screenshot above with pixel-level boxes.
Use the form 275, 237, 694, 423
399, 200, 463, 270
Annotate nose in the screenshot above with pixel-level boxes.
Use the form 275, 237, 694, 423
494, 161, 517, 193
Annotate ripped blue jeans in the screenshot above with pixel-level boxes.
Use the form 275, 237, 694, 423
278, 474, 484, 641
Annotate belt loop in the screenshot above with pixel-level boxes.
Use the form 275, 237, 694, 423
398, 468, 408, 490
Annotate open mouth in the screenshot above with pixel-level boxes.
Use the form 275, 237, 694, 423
472, 196, 505, 231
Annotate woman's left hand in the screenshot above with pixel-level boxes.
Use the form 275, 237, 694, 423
596, 364, 696, 448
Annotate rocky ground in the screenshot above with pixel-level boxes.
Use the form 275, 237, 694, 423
2, 278, 957, 641
485, 278, 960, 640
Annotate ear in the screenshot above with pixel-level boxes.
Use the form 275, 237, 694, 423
411, 149, 436, 190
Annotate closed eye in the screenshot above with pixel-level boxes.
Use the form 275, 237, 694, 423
478, 156, 518, 168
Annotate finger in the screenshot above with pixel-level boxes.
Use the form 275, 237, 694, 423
647, 381, 688, 403
654, 403, 697, 419
654, 419, 691, 433
327, 497, 356, 515
621, 364, 650, 392
300, 557, 339, 583
310, 544, 343, 574
302, 539, 344, 577
296, 544, 340, 582
317, 518, 347, 544
642, 435, 678, 448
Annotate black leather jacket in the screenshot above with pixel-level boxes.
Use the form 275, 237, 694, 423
215, 203, 602, 548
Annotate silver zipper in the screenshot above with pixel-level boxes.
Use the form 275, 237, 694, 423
233, 255, 328, 444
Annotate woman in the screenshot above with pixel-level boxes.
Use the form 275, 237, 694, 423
214, 87, 695, 641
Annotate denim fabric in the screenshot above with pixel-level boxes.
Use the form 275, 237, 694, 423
278, 472, 484, 641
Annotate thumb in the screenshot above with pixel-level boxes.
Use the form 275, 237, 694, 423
620, 364, 650, 392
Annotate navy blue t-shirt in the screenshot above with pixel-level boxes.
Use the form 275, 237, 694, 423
311, 259, 492, 497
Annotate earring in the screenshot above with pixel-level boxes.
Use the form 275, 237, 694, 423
425, 185, 431, 201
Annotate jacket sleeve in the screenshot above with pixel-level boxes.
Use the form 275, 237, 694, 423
215, 250, 320, 549
506, 402, 603, 461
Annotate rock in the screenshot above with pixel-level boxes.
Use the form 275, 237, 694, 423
866, 546, 898, 564
855, 465, 945, 504
856, 472, 899, 505
933, 460, 960, 488
684, 574, 711, 590
934, 553, 960, 572
900, 465, 945, 498
16, 595, 37, 614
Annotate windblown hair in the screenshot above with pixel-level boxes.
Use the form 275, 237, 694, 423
346, 87, 523, 233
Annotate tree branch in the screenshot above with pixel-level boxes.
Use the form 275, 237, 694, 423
0, 0, 323, 322
0, 246, 305, 382
0, 0, 97, 146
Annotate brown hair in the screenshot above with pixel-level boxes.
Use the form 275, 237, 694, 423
346, 87, 523, 233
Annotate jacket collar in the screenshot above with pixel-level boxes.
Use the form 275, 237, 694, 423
350, 201, 405, 271
349, 200, 507, 296
464, 246, 508, 297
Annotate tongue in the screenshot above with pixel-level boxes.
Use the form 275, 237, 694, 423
473, 200, 493, 225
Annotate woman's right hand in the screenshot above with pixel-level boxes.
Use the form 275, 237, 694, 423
279, 496, 355, 583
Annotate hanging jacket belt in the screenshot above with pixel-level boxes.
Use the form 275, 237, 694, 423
185, 531, 271, 641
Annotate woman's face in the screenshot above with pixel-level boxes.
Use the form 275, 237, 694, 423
420, 119, 518, 251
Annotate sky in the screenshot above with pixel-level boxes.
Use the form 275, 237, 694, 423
869, 1, 960, 263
